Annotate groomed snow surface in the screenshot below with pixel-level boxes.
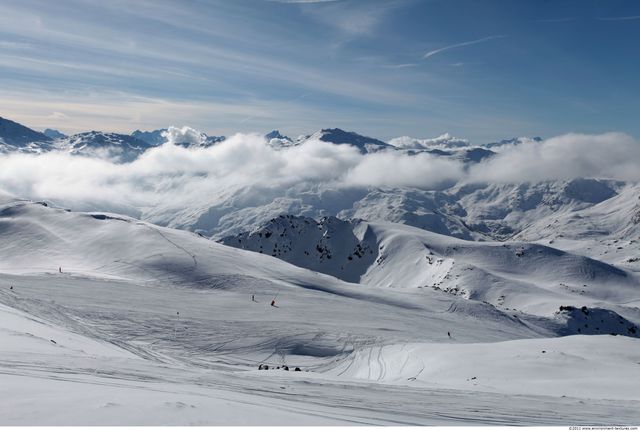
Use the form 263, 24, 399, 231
1, 193, 639, 425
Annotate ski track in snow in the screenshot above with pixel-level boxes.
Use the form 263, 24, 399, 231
144, 224, 199, 268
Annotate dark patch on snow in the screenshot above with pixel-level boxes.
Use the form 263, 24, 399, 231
88, 213, 131, 222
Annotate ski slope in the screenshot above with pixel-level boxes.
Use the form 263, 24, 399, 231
327, 336, 640, 400
1, 193, 639, 425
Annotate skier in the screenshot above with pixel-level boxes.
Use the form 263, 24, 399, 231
252, 294, 255, 302
447, 331, 451, 338
271, 288, 281, 307
59, 267, 62, 273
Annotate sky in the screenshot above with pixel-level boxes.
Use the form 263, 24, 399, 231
0, 0, 639, 143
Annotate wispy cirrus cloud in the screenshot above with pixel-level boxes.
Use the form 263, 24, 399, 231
298, 0, 405, 36
597, 15, 640, 21
537, 17, 576, 23
0, 41, 34, 50
380, 63, 418, 69
268, 0, 340, 3
1, 0, 638, 142
423, 35, 506, 60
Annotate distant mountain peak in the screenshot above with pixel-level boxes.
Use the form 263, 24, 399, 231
265, 130, 289, 141
389, 133, 470, 150
56, 131, 153, 163
131, 129, 168, 146
308, 128, 392, 153
484, 136, 542, 149
0, 116, 52, 148
43, 128, 66, 140
265, 129, 295, 149
131, 127, 225, 148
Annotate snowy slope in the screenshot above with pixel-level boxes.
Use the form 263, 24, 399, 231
449, 178, 624, 240
133, 176, 633, 246
513, 183, 640, 266
327, 335, 640, 400
222, 215, 640, 324
1, 193, 640, 424
0, 302, 350, 425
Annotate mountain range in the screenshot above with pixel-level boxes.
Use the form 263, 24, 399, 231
0, 116, 506, 160
1, 115, 638, 247
1, 114, 639, 424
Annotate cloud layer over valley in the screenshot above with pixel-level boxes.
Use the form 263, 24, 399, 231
1, 132, 639, 216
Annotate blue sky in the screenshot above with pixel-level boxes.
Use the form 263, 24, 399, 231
0, 0, 638, 142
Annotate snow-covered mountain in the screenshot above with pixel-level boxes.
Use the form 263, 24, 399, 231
220, 214, 640, 324
265, 128, 394, 153
388, 133, 498, 165
0, 116, 53, 153
221, 215, 377, 282
484, 136, 543, 149
55, 131, 155, 163
389, 133, 470, 150
0, 121, 638, 426
131, 128, 168, 146
265, 129, 290, 142
0, 117, 155, 162
0, 115, 637, 271
138, 176, 634, 250
132, 127, 225, 148
4, 116, 636, 259
448, 178, 625, 239
0, 115, 532, 165
265, 129, 295, 148
1, 118, 230, 162
306, 128, 393, 153
512, 182, 640, 266
189, 134, 225, 148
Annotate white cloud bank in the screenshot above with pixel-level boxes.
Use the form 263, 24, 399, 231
468, 132, 640, 183
0, 132, 638, 213
161, 126, 207, 146
389, 133, 470, 149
